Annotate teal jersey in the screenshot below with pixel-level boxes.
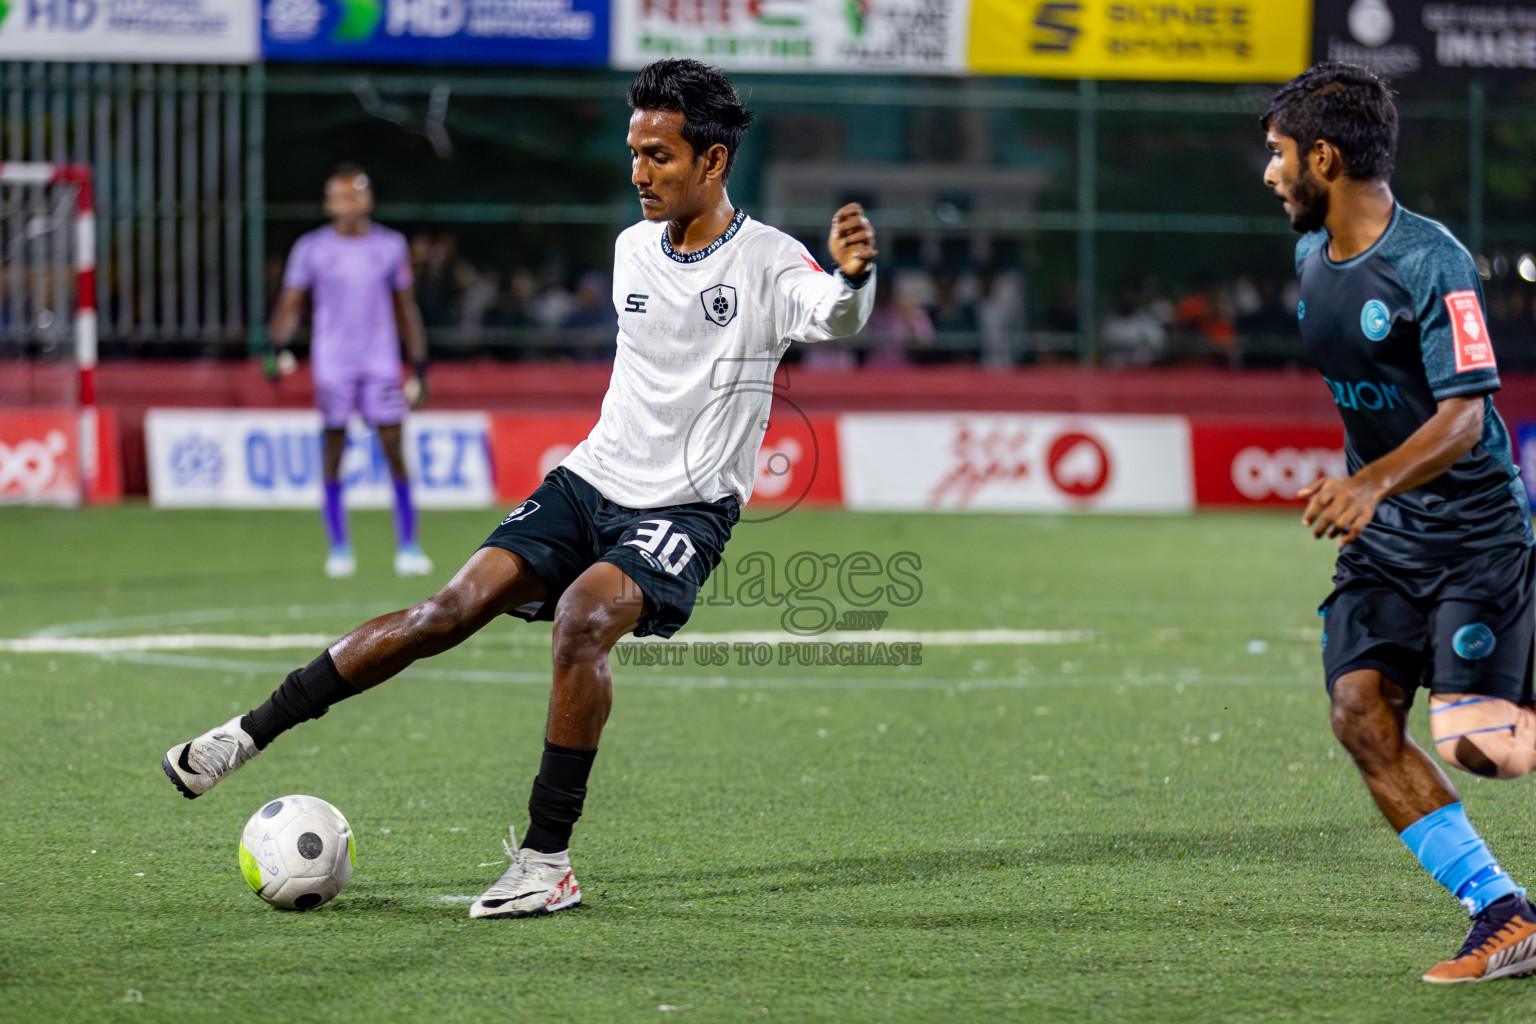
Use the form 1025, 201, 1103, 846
1295, 203, 1533, 567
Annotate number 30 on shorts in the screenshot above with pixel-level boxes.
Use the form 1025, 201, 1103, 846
623, 519, 697, 576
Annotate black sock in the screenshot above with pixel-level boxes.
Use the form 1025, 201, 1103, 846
523, 741, 598, 854
242, 651, 359, 750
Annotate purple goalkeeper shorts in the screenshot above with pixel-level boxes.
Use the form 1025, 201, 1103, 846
315, 375, 408, 429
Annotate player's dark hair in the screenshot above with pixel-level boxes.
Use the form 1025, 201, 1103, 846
1261, 62, 1398, 181
329, 163, 370, 188
627, 59, 754, 180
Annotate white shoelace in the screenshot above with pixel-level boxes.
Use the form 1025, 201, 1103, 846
188, 726, 252, 780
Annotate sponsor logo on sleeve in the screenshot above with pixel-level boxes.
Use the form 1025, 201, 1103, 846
1447, 290, 1497, 372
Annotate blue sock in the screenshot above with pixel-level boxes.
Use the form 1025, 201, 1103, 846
391, 477, 416, 548
322, 479, 348, 549
1399, 802, 1523, 916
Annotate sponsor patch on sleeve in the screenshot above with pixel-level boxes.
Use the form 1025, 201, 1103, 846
1447, 290, 1497, 373
801, 254, 824, 273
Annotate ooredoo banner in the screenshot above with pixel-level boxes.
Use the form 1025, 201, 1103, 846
1190, 421, 1346, 505
611, 0, 969, 73
0, 0, 259, 62
837, 413, 1193, 512
146, 409, 492, 509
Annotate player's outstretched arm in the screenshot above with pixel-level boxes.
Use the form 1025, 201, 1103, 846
773, 205, 880, 345
1301, 395, 1485, 547
828, 202, 878, 277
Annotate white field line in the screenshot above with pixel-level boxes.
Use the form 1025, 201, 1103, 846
0, 628, 1092, 655
630, 628, 1094, 646
0, 634, 334, 653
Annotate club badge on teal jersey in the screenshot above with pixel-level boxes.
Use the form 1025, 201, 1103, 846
1361, 299, 1391, 341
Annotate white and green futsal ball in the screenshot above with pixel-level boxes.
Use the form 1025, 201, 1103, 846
239, 794, 354, 910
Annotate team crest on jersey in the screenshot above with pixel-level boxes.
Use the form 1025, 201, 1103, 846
700, 284, 738, 327
1360, 299, 1391, 341
501, 499, 541, 524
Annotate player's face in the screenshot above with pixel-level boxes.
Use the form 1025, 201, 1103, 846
1263, 129, 1328, 234
324, 174, 374, 226
628, 109, 710, 222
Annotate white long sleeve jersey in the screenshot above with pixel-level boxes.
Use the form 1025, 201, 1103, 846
561, 210, 875, 508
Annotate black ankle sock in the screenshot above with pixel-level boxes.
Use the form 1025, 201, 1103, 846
242, 651, 359, 750
523, 741, 598, 854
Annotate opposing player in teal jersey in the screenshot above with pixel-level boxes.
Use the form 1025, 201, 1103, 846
1264, 62, 1536, 983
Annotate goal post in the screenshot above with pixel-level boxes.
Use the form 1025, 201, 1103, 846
0, 163, 104, 503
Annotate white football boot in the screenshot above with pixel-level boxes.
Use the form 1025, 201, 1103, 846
393, 542, 433, 578
161, 715, 260, 799
469, 828, 582, 919
325, 544, 357, 579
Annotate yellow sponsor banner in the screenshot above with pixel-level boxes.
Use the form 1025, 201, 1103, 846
969, 1, 1312, 81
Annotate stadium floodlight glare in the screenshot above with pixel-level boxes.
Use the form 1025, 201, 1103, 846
0, 162, 97, 500
1518, 254, 1536, 283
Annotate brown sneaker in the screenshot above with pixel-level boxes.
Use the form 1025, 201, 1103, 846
1423, 895, 1536, 984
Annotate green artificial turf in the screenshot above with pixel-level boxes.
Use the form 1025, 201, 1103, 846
3, 505, 1534, 1023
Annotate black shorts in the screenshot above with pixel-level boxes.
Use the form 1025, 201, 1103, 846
480, 466, 739, 639
1320, 543, 1536, 706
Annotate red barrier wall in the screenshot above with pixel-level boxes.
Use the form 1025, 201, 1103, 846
18, 359, 1536, 496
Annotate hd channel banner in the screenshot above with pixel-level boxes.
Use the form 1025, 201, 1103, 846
610, 0, 970, 73
0, 0, 259, 62
262, 0, 609, 64
968, 0, 1312, 81
145, 409, 493, 509
1313, 0, 1536, 80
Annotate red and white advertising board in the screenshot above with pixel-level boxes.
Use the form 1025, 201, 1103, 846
836, 413, 1192, 512
0, 410, 80, 505
0, 409, 120, 506
489, 403, 843, 509
1190, 421, 1345, 505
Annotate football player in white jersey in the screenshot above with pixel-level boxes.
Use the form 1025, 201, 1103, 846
162, 58, 878, 919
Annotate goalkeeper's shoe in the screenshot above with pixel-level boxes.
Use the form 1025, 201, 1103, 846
161, 716, 260, 799
325, 544, 356, 579
1423, 894, 1536, 984
469, 830, 581, 919
393, 542, 433, 578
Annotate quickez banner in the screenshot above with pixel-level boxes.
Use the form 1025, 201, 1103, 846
262, 0, 608, 64
1190, 421, 1346, 505
146, 409, 492, 508
837, 413, 1193, 512
1313, 0, 1536, 79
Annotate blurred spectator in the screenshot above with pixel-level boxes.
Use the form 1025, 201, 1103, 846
560, 271, 618, 360
1100, 286, 1168, 368
976, 266, 1026, 369
1171, 274, 1236, 363
1042, 280, 1079, 335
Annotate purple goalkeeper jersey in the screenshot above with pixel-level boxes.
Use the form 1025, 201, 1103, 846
282, 224, 413, 383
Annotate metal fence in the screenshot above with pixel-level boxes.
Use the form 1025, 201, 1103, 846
1, 64, 1530, 367
0, 63, 253, 356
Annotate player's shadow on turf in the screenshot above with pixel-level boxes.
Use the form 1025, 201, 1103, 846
593, 825, 1353, 894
